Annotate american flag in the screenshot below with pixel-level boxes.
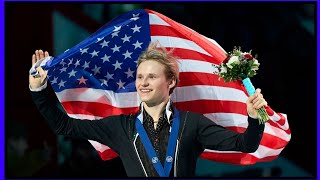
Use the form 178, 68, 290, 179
44, 9, 291, 165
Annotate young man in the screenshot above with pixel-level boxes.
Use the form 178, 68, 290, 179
29, 43, 266, 177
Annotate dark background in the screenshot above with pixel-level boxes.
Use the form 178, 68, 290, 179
5, 2, 316, 178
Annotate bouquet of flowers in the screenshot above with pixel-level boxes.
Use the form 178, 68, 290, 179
214, 47, 269, 124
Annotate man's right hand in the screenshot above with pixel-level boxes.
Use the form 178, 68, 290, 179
29, 50, 49, 89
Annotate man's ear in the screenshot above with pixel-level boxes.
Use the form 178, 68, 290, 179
168, 78, 176, 89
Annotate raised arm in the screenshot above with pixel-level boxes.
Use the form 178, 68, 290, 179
29, 50, 122, 151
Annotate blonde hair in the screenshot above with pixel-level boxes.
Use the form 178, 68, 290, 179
137, 41, 180, 94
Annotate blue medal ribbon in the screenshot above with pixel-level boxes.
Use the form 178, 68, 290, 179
135, 107, 180, 177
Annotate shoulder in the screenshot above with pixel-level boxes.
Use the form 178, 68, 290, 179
100, 114, 134, 125
179, 110, 204, 119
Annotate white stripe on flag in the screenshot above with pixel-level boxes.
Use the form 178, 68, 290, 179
178, 59, 219, 73
173, 85, 247, 103
269, 111, 290, 130
149, 13, 170, 26
151, 36, 212, 57
204, 113, 291, 141
56, 88, 140, 107
88, 140, 110, 152
69, 113, 103, 120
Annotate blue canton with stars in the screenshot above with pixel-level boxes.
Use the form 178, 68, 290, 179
46, 9, 150, 93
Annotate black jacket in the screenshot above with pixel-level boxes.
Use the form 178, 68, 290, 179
31, 89, 265, 177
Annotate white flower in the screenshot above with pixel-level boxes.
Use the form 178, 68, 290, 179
220, 66, 227, 73
252, 59, 260, 70
226, 56, 240, 69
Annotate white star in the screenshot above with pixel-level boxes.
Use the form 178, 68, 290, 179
74, 59, 81, 68
122, 50, 133, 59
100, 40, 109, 48
90, 50, 99, 57
112, 60, 123, 70
100, 79, 108, 86
91, 65, 101, 75
111, 31, 120, 38
77, 76, 88, 85
117, 79, 126, 89
105, 72, 114, 80
97, 37, 103, 42
133, 40, 143, 49
111, 44, 121, 53
51, 77, 58, 84
67, 58, 73, 66
59, 60, 66, 66
131, 24, 141, 33
101, 54, 111, 63
68, 70, 77, 78
113, 26, 121, 32
124, 68, 135, 78
59, 67, 67, 73
82, 61, 90, 69
80, 48, 89, 55
58, 80, 66, 89
130, 13, 140, 21
121, 34, 131, 43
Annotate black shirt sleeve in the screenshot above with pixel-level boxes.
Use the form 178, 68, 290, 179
196, 114, 265, 153
30, 88, 123, 151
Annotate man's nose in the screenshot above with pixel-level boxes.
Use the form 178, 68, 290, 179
142, 78, 149, 86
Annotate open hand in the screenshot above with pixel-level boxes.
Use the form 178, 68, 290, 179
29, 50, 49, 89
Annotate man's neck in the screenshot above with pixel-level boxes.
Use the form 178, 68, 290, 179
143, 100, 169, 123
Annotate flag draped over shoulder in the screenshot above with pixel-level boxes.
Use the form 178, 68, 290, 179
42, 9, 291, 165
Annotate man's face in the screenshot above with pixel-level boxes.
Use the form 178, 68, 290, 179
136, 60, 174, 106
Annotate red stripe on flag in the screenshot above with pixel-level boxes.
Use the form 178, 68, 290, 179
98, 149, 119, 160
168, 47, 221, 64
174, 100, 247, 115
61, 101, 139, 117
200, 152, 279, 165
178, 72, 245, 90
268, 120, 291, 134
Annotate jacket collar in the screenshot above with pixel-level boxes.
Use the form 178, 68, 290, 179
138, 101, 173, 125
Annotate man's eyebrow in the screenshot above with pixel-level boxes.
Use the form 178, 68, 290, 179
137, 73, 158, 76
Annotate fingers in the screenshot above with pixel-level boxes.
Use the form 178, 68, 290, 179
31, 49, 49, 79
39, 50, 44, 59
32, 54, 36, 65
34, 49, 48, 61
247, 88, 267, 109
32, 49, 50, 65
252, 94, 263, 104
44, 51, 49, 57
247, 88, 261, 102
35, 50, 40, 61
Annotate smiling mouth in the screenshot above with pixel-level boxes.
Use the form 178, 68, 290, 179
140, 89, 152, 93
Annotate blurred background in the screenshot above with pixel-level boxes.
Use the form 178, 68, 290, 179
5, 2, 316, 178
